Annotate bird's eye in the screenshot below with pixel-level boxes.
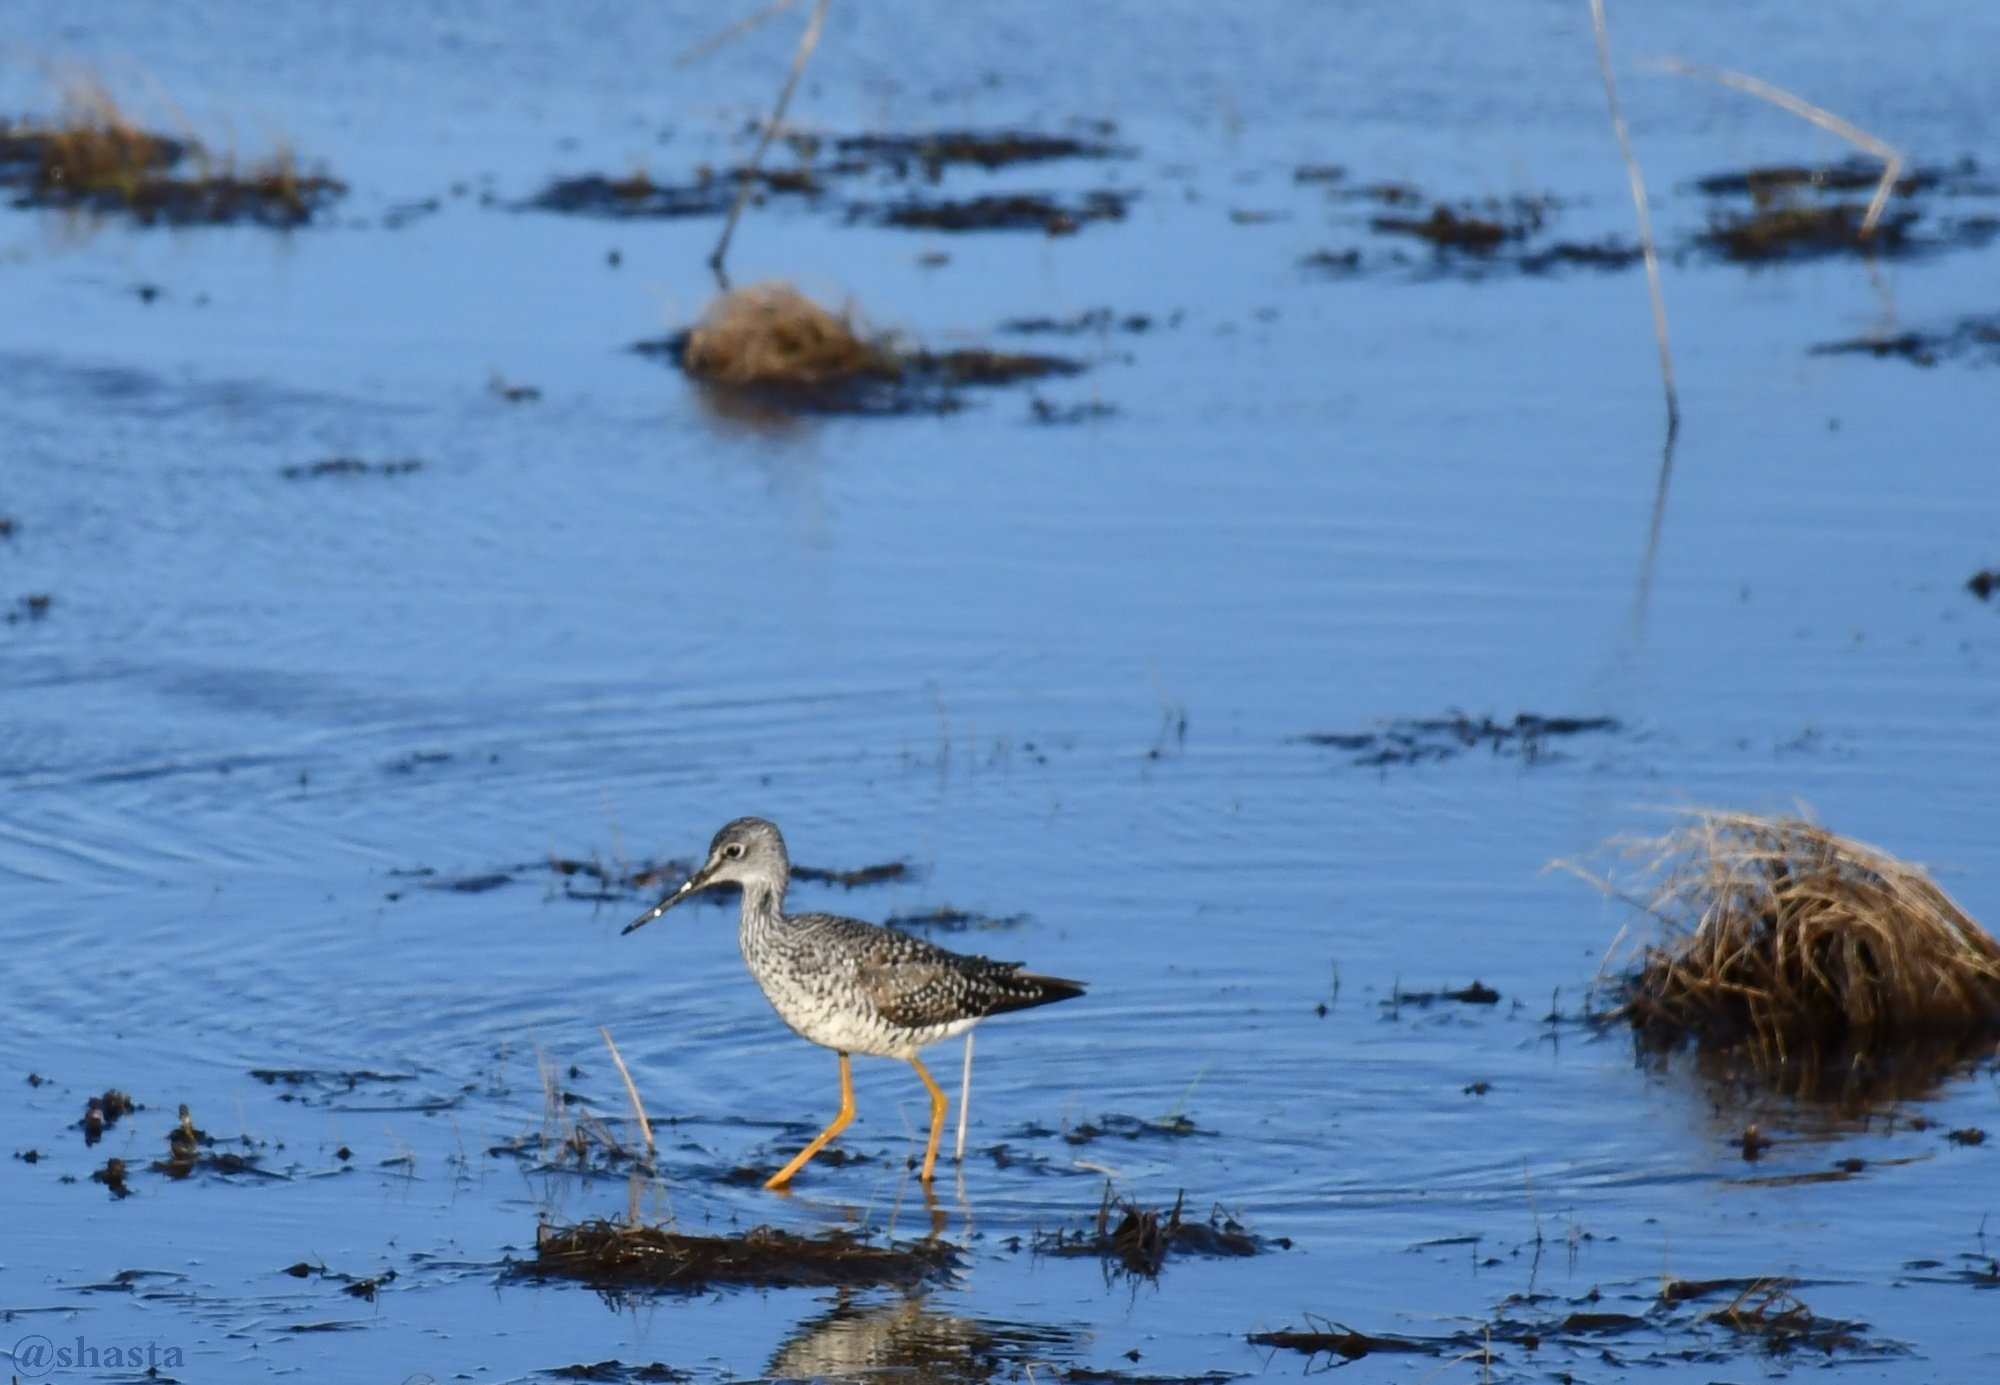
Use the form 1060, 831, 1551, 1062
725, 842, 745, 860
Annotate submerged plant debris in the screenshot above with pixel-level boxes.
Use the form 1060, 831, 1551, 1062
279, 456, 424, 480
524, 1220, 957, 1292
1693, 157, 1998, 263
1585, 811, 2000, 1069
0, 77, 341, 226
640, 281, 1080, 416
1034, 1189, 1278, 1278
1254, 1275, 1904, 1371
1812, 314, 2000, 368
869, 189, 1131, 235
1384, 979, 1502, 1010
81, 1088, 135, 1146
1298, 712, 1619, 767
527, 124, 1126, 226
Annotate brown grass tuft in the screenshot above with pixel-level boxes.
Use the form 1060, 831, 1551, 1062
1, 72, 339, 225
679, 281, 897, 388
1587, 810, 2000, 1054
13, 75, 182, 197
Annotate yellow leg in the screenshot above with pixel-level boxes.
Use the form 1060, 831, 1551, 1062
909, 1054, 949, 1183
765, 1052, 854, 1190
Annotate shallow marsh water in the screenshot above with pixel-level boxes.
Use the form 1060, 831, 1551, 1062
3, 2, 1999, 1380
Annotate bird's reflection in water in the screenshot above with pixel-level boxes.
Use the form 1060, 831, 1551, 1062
767, 1293, 1080, 1385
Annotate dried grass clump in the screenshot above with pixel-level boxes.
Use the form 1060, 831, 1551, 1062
1593, 811, 2000, 1052
12, 76, 183, 197
679, 281, 896, 388
0, 73, 339, 226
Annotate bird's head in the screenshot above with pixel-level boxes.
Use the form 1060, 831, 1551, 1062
623, 816, 789, 935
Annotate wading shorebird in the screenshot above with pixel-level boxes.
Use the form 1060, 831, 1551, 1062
623, 817, 1085, 1189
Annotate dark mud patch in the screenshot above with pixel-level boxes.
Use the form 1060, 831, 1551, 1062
522, 1220, 957, 1293
1813, 314, 2000, 368
868, 190, 1130, 236
1297, 712, 1619, 767
279, 456, 423, 480
1035, 1190, 1280, 1279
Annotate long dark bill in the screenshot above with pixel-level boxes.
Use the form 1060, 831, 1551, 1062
622, 865, 712, 935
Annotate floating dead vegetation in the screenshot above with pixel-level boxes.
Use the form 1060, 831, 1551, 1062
155, 1103, 274, 1181
869, 189, 1131, 235
1580, 810, 2000, 1105
80, 1088, 136, 1146
525, 166, 813, 220
1812, 313, 2000, 368
522, 1219, 956, 1293
279, 456, 424, 481
1298, 712, 1620, 768
1694, 157, 1998, 263
1301, 186, 1641, 278
537, 1361, 686, 1383
0, 75, 340, 226
1695, 1279, 1878, 1355
1703, 202, 1920, 261
1002, 307, 1163, 336
885, 905, 1029, 933
1052, 1112, 1206, 1145
1034, 1189, 1277, 1279
90, 1156, 131, 1198
527, 124, 1125, 227
825, 127, 1120, 176
1384, 979, 1502, 1010
1373, 202, 1535, 252
641, 281, 1081, 416
1249, 1317, 1448, 1362
1255, 1275, 1903, 1370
